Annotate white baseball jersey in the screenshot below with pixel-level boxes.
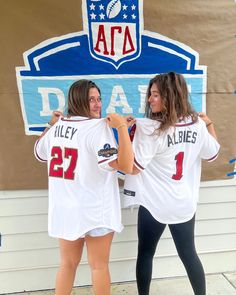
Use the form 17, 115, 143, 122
34, 116, 123, 240
124, 117, 220, 224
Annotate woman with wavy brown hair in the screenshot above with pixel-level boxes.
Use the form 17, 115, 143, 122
124, 72, 220, 295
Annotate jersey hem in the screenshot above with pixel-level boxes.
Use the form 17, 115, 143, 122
140, 203, 196, 224
123, 199, 196, 225
48, 224, 124, 241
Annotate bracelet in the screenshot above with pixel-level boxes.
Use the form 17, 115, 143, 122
206, 122, 213, 127
116, 123, 126, 130
46, 122, 53, 129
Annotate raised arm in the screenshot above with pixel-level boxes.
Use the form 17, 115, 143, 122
106, 113, 135, 174
198, 112, 217, 140
38, 110, 63, 139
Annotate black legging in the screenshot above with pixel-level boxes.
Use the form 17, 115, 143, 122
136, 206, 206, 295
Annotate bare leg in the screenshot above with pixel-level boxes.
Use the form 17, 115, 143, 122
55, 238, 84, 295
85, 232, 114, 295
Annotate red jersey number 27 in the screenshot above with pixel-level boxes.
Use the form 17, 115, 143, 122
49, 146, 78, 180
172, 152, 184, 180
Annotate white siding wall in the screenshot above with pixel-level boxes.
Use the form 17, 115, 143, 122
1, 179, 236, 294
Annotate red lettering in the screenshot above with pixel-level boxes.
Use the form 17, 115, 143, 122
94, 25, 135, 57
123, 26, 135, 54
110, 26, 122, 56
94, 25, 109, 55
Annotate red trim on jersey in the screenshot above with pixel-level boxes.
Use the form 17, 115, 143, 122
175, 121, 195, 127
205, 149, 220, 162
129, 124, 136, 142
134, 158, 144, 170
61, 118, 92, 122
98, 158, 111, 164
34, 139, 47, 162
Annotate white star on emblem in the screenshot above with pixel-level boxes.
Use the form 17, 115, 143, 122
131, 14, 136, 19
99, 13, 105, 20
99, 4, 104, 10
90, 3, 95, 10
90, 12, 96, 20
122, 4, 128, 10
131, 4, 136, 10
123, 14, 128, 19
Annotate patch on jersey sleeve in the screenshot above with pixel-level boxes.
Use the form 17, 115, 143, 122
98, 144, 118, 158
124, 189, 136, 197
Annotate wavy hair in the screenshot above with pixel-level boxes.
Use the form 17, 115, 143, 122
145, 72, 198, 133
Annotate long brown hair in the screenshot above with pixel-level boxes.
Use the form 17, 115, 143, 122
145, 72, 198, 133
67, 79, 101, 117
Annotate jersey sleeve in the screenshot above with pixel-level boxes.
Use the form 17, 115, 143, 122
90, 119, 118, 172
199, 119, 220, 162
132, 118, 160, 170
34, 132, 50, 162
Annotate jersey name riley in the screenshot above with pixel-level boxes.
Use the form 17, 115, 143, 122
167, 130, 197, 147
54, 125, 78, 140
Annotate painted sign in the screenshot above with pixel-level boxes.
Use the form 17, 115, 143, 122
16, 0, 206, 135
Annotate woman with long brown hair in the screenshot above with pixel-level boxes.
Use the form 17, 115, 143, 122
124, 72, 220, 295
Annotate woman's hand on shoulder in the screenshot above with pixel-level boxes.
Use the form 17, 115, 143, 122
198, 112, 217, 139
106, 114, 136, 129
48, 110, 64, 126
198, 112, 212, 126
124, 115, 136, 127
106, 113, 126, 129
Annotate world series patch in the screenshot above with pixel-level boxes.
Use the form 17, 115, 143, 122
98, 143, 118, 158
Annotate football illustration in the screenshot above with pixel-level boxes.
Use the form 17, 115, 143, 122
106, 0, 122, 19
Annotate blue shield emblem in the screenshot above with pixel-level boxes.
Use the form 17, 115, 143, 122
84, 0, 141, 68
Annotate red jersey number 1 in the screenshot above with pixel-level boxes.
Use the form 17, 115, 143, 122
172, 152, 184, 180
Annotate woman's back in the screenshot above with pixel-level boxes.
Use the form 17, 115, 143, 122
124, 117, 220, 224
35, 116, 123, 240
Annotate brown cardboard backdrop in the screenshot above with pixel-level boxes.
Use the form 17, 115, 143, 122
0, 0, 236, 189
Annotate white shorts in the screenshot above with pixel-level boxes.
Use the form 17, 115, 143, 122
82, 228, 113, 238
